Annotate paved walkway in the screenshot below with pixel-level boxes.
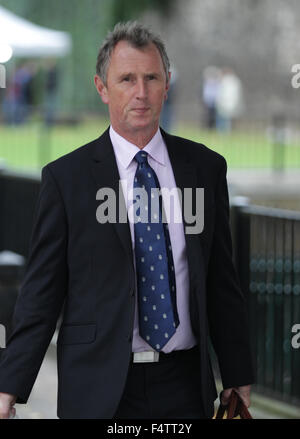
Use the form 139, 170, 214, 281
228, 169, 300, 210
16, 342, 57, 419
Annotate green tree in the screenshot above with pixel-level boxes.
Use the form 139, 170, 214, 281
110, 0, 172, 24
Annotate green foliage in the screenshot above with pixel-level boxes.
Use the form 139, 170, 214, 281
110, 0, 173, 24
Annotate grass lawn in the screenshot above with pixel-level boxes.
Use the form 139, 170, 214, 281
0, 118, 300, 171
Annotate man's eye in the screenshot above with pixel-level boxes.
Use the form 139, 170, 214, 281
122, 77, 131, 82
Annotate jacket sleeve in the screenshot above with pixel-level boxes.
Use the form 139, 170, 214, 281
0, 165, 68, 403
206, 157, 255, 389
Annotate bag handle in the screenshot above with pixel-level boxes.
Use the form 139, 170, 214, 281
215, 389, 252, 419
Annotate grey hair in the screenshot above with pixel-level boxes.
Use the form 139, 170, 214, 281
96, 21, 170, 85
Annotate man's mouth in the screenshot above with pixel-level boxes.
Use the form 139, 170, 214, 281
131, 107, 150, 113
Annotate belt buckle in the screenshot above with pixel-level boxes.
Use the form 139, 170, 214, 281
133, 351, 159, 363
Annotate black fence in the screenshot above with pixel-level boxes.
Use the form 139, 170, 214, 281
232, 200, 300, 406
0, 167, 41, 257
0, 168, 300, 406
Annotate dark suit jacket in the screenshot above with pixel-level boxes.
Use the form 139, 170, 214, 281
0, 128, 254, 418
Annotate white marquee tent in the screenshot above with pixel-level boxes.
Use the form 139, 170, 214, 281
0, 5, 72, 59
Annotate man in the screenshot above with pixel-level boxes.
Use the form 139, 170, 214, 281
0, 21, 254, 419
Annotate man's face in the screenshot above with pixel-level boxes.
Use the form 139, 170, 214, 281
95, 41, 170, 139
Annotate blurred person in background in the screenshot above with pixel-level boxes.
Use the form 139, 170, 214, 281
0, 21, 254, 420
2, 61, 36, 125
216, 67, 244, 132
43, 59, 59, 126
201, 66, 221, 130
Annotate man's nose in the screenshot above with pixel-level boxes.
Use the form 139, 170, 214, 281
135, 79, 147, 99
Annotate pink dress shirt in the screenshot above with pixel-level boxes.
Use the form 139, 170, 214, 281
109, 126, 197, 353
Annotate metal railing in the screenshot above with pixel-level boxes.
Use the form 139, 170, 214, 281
231, 199, 300, 406
0, 166, 40, 257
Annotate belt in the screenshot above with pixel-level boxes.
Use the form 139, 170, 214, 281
132, 345, 198, 363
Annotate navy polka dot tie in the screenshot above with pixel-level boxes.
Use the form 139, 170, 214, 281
133, 150, 179, 351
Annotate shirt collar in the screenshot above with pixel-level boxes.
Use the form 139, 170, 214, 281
109, 125, 166, 169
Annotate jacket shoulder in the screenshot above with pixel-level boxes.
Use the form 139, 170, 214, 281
164, 131, 226, 169
45, 137, 99, 171
42, 128, 111, 180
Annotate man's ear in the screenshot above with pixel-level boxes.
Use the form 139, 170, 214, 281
94, 75, 109, 104
164, 71, 171, 100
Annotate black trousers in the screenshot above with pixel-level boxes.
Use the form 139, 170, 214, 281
113, 345, 209, 419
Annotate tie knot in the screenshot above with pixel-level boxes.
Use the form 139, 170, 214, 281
134, 151, 148, 165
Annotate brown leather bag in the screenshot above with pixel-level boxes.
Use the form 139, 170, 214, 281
215, 389, 252, 419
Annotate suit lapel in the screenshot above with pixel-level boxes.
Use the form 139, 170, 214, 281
89, 128, 134, 269
161, 129, 197, 213
161, 129, 204, 289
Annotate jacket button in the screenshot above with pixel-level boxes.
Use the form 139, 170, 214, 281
127, 334, 133, 342
130, 288, 135, 297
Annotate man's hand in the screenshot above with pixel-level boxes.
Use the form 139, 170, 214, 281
0, 393, 17, 419
221, 385, 251, 408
